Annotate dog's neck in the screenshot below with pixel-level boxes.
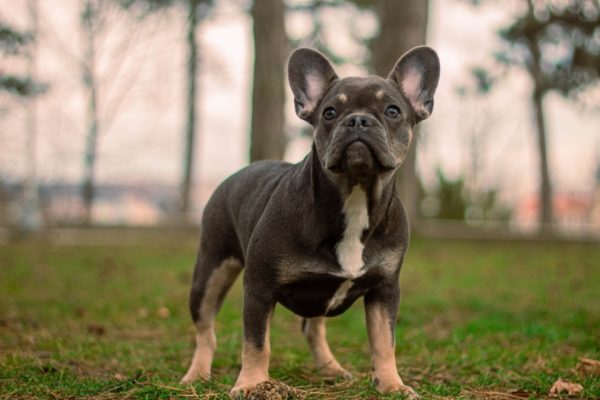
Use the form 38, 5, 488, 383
298, 143, 398, 236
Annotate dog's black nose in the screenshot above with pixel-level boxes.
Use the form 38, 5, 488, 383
342, 114, 375, 128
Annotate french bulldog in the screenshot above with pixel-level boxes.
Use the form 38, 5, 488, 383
181, 46, 440, 399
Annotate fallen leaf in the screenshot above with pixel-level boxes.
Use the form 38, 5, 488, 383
509, 389, 531, 398
578, 357, 600, 376
137, 307, 148, 318
114, 373, 127, 381
157, 306, 170, 318
87, 324, 106, 336
549, 378, 583, 397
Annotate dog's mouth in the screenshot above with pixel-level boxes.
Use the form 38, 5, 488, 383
325, 138, 396, 175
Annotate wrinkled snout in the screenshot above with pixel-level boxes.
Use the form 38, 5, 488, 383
343, 141, 375, 174
325, 113, 396, 175
339, 113, 379, 173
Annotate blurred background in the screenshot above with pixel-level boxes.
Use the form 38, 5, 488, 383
1, 0, 599, 242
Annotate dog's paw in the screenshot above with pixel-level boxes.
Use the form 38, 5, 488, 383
374, 380, 419, 399
230, 384, 256, 398
230, 376, 269, 399
180, 369, 210, 384
320, 365, 353, 381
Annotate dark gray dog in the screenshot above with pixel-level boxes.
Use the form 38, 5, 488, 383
182, 46, 439, 399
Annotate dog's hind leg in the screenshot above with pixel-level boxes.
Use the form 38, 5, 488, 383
302, 317, 353, 380
181, 255, 243, 383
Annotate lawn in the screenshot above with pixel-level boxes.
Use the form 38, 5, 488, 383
1, 236, 599, 399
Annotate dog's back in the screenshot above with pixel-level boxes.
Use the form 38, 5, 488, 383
199, 159, 295, 266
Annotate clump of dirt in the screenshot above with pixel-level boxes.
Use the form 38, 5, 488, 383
244, 380, 305, 400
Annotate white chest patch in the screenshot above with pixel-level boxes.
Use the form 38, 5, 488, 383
325, 279, 353, 313
336, 186, 369, 278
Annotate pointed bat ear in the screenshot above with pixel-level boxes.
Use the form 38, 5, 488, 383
288, 48, 339, 125
388, 46, 440, 122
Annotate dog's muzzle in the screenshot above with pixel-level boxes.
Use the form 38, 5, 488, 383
343, 141, 374, 174
325, 113, 396, 174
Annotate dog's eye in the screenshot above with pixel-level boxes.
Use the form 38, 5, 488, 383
385, 105, 401, 119
323, 107, 337, 120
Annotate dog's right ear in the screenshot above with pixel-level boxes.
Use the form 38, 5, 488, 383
288, 48, 338, 125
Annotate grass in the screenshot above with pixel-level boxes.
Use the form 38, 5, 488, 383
0, 236, 599, 399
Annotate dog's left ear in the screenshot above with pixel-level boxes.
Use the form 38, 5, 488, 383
388, 46, 440, 122
288, 48, 339, 125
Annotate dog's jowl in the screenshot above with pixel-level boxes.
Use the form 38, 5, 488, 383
182, 46, 440, 399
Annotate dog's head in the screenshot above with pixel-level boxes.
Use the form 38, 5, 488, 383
288, 47, 440, 185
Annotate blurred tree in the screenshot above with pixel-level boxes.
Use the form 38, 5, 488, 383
0, 22, 44, 96
424, 169, 467, 220
287, 1, 376, 67
250, 0, 288, 162
0, 23, 30, 53
466, 188, 512, 223
421, 168, 511, 223
453, 68, 514, 224
180, 0, 212, 219
0, 6, 47, 232
0, 75, 38, 97
369, 0, 430, 227
78, 0, 212, 223
79, 0, 154, 224
22, 0, 44, 232
80, 0, 101, 224
477, 0, 600, 234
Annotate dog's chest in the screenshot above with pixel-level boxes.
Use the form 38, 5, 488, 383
336, 185, 369, 279
276, 247, 402, 317
276, 186, 402, 318
277, 272, 375, 317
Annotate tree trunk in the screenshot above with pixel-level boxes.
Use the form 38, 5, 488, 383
180, 0, 199, 218
525, 0, 553, 234
81, 0, 100, 225
532, 88, 553, 233
22, 0, 43, 232
370, 0, 429, 226
249, 0, 287, 162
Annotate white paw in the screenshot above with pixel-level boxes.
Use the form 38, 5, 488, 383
375, 380, 419, 399
320, 365, 353, 381
230, 378, 268, 398
180, 369, 209, 384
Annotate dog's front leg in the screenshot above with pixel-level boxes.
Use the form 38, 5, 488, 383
231, 282, 275, 397
364, 282, 419, 399
303, 316, 353, 379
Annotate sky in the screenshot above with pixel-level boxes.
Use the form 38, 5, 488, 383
1, 0, 599, 211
